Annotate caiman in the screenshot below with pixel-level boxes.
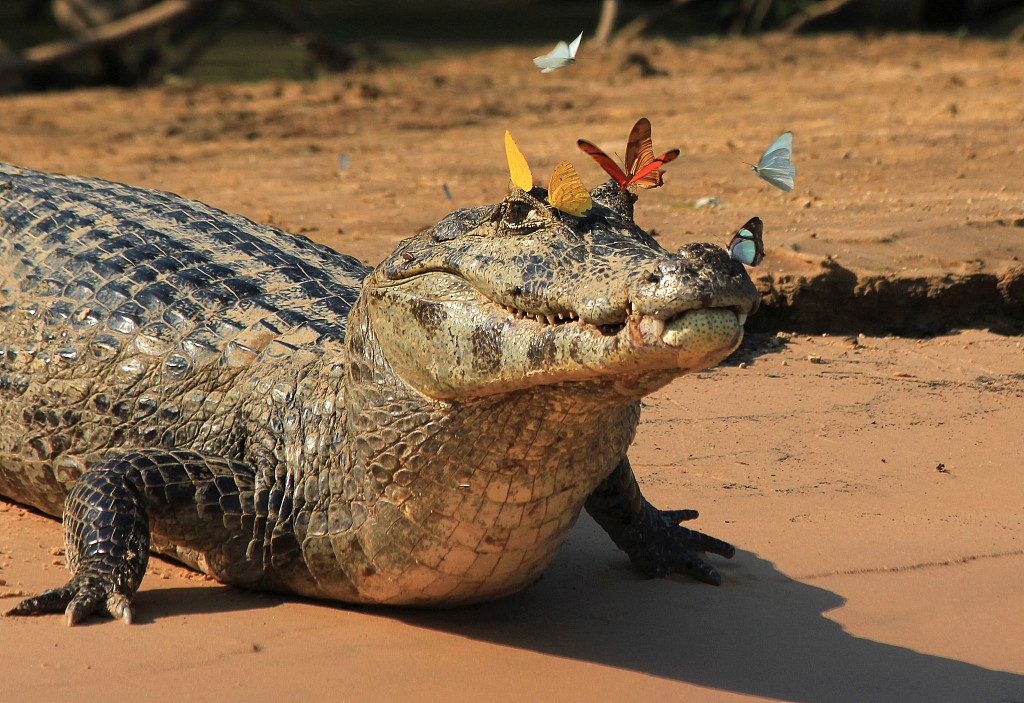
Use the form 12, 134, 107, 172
0, 158, 759, 625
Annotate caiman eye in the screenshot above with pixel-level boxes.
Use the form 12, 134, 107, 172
500, 200, 542, 232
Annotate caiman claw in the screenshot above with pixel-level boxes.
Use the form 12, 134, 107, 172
585, 458, 735, 586
626, 507, 735, 586
7, 576, 135, 626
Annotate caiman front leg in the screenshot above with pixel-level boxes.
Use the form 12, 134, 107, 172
585, 457, 735, 585
6, 450, 262, 625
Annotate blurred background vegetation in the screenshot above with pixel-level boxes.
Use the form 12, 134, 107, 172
1, 0, 1023, 90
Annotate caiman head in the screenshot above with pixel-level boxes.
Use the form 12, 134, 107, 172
357, 182, 760, 402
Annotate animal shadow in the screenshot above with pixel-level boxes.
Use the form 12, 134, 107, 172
395, 517, 1024, 703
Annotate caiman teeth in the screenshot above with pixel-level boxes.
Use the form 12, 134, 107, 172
497, 301, 744, 346
496, 299, 742, 351
640, 317, 665, 339
497, 302, 580, 325
495, 299, 627, 336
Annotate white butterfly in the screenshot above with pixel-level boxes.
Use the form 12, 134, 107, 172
748, 131, 795, 192
533, 32, 583, 73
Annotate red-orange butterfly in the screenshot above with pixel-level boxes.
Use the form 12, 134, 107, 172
577, 118, 680, 191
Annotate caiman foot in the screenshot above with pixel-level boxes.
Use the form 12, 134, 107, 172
585, 458, 735, 586
5, 459, 151, 626
623, 507, 735, 585
6, 576, 135, 625
6, 450, 260, 625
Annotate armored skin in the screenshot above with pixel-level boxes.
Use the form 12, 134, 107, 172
0, 162, 759, 624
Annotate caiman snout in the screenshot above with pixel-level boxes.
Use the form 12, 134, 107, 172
615, 243, 760, 354
628, 243, 761, 323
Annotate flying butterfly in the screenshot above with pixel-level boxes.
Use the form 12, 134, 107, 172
747, 131, 795, 192
727, 217, 765, 267
504, 130, 534, 192
533, 32, 583, 73
547, 161, 592, 217
577, 119, 680, 191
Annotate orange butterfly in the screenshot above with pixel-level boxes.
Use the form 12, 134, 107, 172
577, 117, 679, 191
547, 161, 592, 217
504, 130, 534, 192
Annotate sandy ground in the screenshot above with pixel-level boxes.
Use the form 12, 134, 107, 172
0, 33, 1022, 702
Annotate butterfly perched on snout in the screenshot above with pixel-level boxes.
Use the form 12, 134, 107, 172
727, 217, 765, 266
577, 118, 680, 191
547, 161, 592, 217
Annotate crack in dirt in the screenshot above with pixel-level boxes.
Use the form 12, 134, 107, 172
797, 549, 1024, 582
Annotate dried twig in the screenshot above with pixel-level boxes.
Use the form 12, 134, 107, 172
612, 0, 695, 45
1011, 18, 1024, 42
0, 0, 214, 76
594, 0, 620, 47
747, 0, 773, 34
783, 0, 857, 33
729, 0, 757, 35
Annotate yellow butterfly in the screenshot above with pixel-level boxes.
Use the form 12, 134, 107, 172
547, 161, 592, 217
504, 130, 534, 192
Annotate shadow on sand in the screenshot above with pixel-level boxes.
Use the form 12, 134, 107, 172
130, 584, 283, 625
392, 518, 1024, 703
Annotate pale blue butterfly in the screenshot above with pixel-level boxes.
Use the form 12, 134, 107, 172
748, 132, 795, 192
728, 217, 764, 266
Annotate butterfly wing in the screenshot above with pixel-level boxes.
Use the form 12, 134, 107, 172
625, 118, 652, 174
577, 139, 629, 187
548, 161, 592, 217
756, 162, 795, 192
755, 131, 795, 192
533, 40, 571, 72
760, 131, 792, 159
727, 217, 765, 266
625, 149, 680, 188
567, 31, 583, 58
625, 117, 665, 189
504, 130, 534, 191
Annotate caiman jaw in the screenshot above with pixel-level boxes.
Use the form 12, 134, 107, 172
498, 298, 748, 353
363, 271, 748, 402
629, 307, 746, 353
